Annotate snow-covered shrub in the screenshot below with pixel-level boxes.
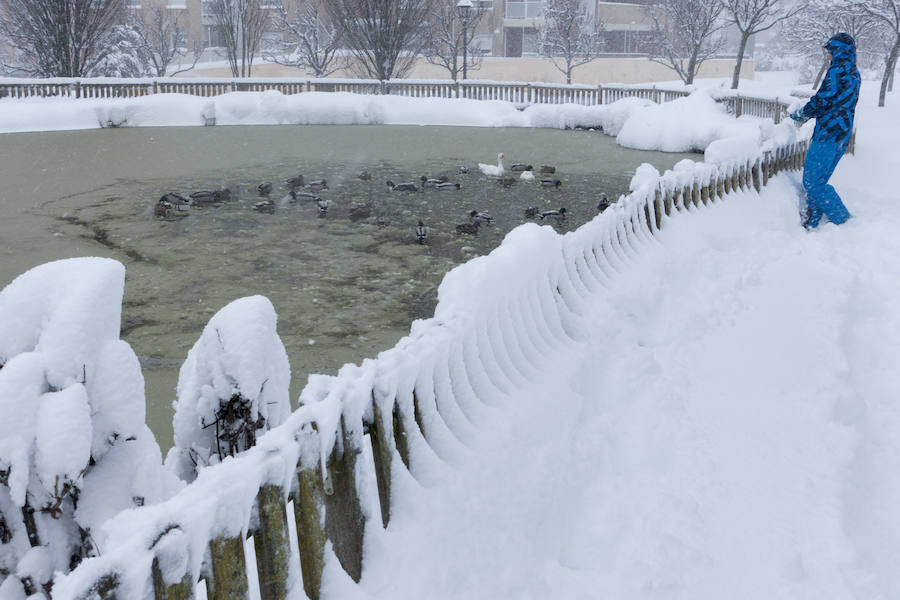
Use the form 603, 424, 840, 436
89, 25, 154, 78
0, 258, 181, 595
166, 295, 291, 482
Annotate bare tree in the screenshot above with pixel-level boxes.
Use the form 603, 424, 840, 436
538, 0, 604, 84
125, 6, 200, 77
424, 0, 486, 81
326, 0, 435, 81
782, 0, 874, 88
0, 0, 123, 77
264, 1, 344, 77
720, 0, 808, 89
848, 0, 900, 106
207, 0, 270, 77
646, 0, 728, 85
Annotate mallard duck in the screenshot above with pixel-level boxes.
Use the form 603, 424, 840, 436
154, 193, 190, 217
349, 202, 373, 221
291, 191, 321, 201
435, 181, 461, 190
358, 170, 372, 181
420, 175, 445, 188
539, 207, 566, 220
497, 176, 517, 187
254, 198, 275, 213
189, 189, 230, 205
316, 197, 329, 215
258, 182, 273, 196
415, 220, 428, 244
524, 206, 539, 219
540, 165, 556, 174
386, 180, 418, 192
458, 166, 470, 174
286, 175, 305, 190
540, 178, 562, 188
478, 153, 505, 176
469, 210, 493, 224
597, 194, 610, 212
456, 221, 481, 235
510, 163, 533, 172
307, 179, 328, 192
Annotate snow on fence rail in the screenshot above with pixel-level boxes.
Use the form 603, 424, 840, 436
39, 136, 812, 600
0, 76, 792, 118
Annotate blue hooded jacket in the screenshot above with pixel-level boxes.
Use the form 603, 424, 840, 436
800, 32, 860, 149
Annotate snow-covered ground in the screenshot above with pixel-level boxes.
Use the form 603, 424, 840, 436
4, 74, 900, 598
316, 81, 900, 600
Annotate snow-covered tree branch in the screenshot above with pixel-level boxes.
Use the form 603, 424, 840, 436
848, 0, 900, 106
206, 0, 270, 77
719, 0, 808, 89
538, 0, 604, 84
423, 0, 487, 81
645, 0, 728, 85
264, 1, 345, 77
0, 0, 123, 77
325, 0, 436, 81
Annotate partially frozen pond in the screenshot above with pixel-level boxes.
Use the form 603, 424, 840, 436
0, 124, 695, 449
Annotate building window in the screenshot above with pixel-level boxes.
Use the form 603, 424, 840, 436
504, 27, 538, 56
201, 0, 216, 17
204, 24, 226, 47
505, 0, 541, 19
473, 33, 493, 55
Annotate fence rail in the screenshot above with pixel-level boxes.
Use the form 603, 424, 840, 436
0, 76, 792, 117
48, 135, 813, 600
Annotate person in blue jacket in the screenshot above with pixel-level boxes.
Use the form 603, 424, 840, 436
790, 32, 860, 229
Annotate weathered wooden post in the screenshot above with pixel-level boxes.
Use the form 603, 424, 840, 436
208, 535, 249, 600
653, 188, 663, 230
723, 166, 732, 194
150, 526, 193, 600
252, 485, 291, 600
700, 181, 710, 205
323, 416, 365, 583
716, 172, 725, 199
152, 560, 192, 600
292, 450, 327, 600
752, 159, 761, 192
368, 393, 394, 528
692, 181, 701, 207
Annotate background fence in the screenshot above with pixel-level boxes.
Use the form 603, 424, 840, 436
48, 135, 812, 600
0, 77, 793, 122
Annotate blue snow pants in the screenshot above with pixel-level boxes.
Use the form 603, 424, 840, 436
802, 140, 851, 228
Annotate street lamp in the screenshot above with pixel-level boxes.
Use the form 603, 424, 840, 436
456, 0, 473, 81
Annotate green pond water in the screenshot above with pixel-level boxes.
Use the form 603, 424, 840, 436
0, 124, 696, 451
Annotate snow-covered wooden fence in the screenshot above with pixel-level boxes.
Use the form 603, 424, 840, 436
42, 137, 813, 600
0, 76, 786, 113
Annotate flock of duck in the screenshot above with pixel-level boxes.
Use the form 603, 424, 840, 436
153, 154, 612, 244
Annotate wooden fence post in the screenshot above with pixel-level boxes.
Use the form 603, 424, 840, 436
323, 416, 365, 583
292, 447, 327, 600
752, 159, 761, 192
152, 559, 192, 600
208, 536, 249, 600
253, 485, 291, 600
368, 393, 394, 529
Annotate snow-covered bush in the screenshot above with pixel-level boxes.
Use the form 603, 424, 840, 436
166, 295, 292, 482
0, 258, 181, 595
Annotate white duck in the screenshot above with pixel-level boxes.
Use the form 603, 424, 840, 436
478, 153, 505, 176
519, 170, 535, 181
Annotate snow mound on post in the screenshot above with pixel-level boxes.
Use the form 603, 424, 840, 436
0, 257, 180, 591
617, 90, 761, 153
168, 295, 291, 481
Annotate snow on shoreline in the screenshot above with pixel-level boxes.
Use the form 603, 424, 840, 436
0, 87, 789, 155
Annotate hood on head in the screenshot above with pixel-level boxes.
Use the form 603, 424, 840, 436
823, 32, 856, 61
